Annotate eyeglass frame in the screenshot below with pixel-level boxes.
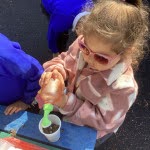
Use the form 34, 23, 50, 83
78, 36, 122, 65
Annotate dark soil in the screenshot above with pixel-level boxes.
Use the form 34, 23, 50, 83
42, 123, 59, 134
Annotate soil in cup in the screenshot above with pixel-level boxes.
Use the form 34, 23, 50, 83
42, 123, 59, 134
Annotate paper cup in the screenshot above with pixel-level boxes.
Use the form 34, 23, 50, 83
39, 114, 61, 142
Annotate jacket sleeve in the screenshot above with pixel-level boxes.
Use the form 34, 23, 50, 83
0, 33, 44, 104
22, 57, 44, 104
59, 75, 138, 136
0, 50, 43, 105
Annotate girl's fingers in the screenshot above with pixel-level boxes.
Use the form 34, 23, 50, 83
15, 107, 22, 114
39, 72, 52, 86
4, 107, 10, 115
52, 70, 64, 87
44, 72, 52, 85
4, 106, 15, 115
52, 67, 66, 79
52, 69, 59, 79
39, 72, 46, 86
9, 107, 18, 115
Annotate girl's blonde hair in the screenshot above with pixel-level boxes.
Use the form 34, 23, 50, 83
82, 0, 149, 70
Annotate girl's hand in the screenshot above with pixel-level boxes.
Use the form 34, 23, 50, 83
4, 100, 30, 115
39, 72, 53, 87
38, 70, 65, 107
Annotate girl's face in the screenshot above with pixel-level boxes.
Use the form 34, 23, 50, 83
78, 35, 121, 71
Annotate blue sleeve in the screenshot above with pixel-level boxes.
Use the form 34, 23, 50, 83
21, 55, 44, 104
0, 33, 44, 104
47, 14, 74, 53
0, 55, 43, 104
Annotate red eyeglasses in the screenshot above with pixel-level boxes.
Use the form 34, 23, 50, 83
78, 37, 121, 65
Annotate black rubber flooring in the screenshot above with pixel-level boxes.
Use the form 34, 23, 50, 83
0, 0, 150, 149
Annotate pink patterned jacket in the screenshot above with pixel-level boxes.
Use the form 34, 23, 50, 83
42, 36, 138, 139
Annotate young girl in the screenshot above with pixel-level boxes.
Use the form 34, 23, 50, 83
37, 0, 149, 146
0, 33, 43, 115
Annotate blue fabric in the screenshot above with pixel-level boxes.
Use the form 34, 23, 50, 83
0, 105, 97, 150
41, 0, 93, 53
0, 33, 43, 105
